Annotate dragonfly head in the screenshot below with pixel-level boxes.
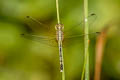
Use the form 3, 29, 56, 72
55, 23, 64, 31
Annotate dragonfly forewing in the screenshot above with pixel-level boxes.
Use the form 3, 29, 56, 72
24, 16, 52, 35
64, 13, 97, 35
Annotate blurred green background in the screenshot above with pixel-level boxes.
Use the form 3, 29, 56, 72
0, 0, 120, 80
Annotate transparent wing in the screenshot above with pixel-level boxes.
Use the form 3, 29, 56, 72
21, 33, 58, 47
64, 32, 100, 39
24, 16, 51, 35
64, 13, 97, 35
62, 32, 100, 47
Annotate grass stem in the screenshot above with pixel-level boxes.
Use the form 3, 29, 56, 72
83, 0, 90, 80
56, 0, 60, 24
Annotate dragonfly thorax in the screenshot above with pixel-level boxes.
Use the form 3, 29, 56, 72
55, 23, 64, 31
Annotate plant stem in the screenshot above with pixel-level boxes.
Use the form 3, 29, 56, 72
94, 32, 106, 80
84, 0, 89, 80
81, 60, 85, 80
56, 0, 60, 24
94, 24, 110, 80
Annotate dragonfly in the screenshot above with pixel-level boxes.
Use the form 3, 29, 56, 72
21, 13, 100, 72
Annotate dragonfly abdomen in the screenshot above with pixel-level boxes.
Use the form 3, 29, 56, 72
59, 42, 64, 72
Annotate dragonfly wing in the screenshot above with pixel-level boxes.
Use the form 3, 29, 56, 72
21, 33, 58, 47
63, 32, 100, 47
64, 13, 97, 35
64, 32, 100, 39
24, 16, 51, 35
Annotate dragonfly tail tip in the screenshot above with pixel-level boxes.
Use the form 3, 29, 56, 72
60, 70, 63, 72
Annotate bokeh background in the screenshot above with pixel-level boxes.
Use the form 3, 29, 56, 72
0, 0, 120, 80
